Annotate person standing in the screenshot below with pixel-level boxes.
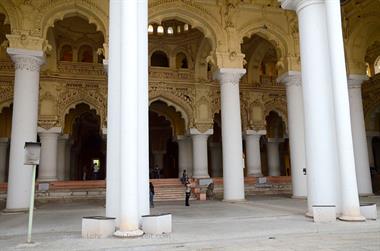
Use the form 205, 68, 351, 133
185, 180, 191, 206
149, 182, 155, 208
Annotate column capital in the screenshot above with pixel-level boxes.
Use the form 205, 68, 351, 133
37, 127, 62, 134
277, 71, 302, 87
7, 48, 45, 72
103, 59, 108, 73
280, 0, 324, 13
347, 74, 368, 89
244, 129, 267, 136
189, 128, 213, 135
58, 134, 69, 141
213, 68, 246, 85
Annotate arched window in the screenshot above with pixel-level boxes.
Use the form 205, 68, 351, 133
60, 45, 73, 61
176, 52, 188, 69
375, 56, 380, 75
78, 45, 93, 63
167, 27, 174, 35
157, 25, 164, 34
151, 51, 169, 67
148, 24, 154, 33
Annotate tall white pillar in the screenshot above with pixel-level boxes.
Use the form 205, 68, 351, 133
5, 48, 44, 212
112, 0, 148, 236
278, 72, 307, 198
64, 138, 71, 180
325, 1, 363, 220
178, 136, 193, 177
0, 138, 9, 183
266, 138, 282, 176
209, 142, 223, 177
214, 68, 246, 201
38, 127, 61, 181
367, 131, 379, 168
190, 128, 212, 178
57, 135, 68, 180
348, 75, 373, 196
106, 0, 121, 222
185, 137, 193, 177
280, 0, 341, 216
244, 130, 265, 177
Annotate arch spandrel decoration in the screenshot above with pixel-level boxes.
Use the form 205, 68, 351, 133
57, 86, 106, 129
0, 83, 13, 112
239, 22, 293, 74
0, 0, 21, 31
149, 93, 193, 131
149, 0, 225, 55
34, 0, 108, 41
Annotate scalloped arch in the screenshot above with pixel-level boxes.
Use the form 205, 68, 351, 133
264, 106, 288, 133
149, 3, 224, 53
149, 96, 191, 130
239, 22, 290, 64
60, 99, 104, 129
0, 99, 12, 113
38, 4, 107, 41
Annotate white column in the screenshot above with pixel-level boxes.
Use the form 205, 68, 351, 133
367, 131, 379, 168
244, 130, 265, 177
185, 137, 193, 177
178, 136, 193, 177
113, 0, 148, 236
325, 1, 363, 221
209, 142, 223, 177
38, 127, 61, 181
190, 128, 212, 178
5, 48, 44, 212
281, 0, 341, 216
64, 138, 71, 180
266, 138, 282, 176
0, 138, 9, 183
348, 75, 373, 196
57, 135, 68, 180
278, 72, 307, 198
106, 0, 121, 222
136, 0, 150, 219
214, 68, 246, 201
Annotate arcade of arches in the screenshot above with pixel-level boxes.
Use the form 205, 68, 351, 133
0, 0, 380, 229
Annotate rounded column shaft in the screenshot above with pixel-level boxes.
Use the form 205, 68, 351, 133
245, 132, 264, 177
38, 128, 60, 181
0, 138, 9, 183
279, 72, 307, 198
282, 0, 341, 215
5, 48, 44, 211
191, 130, 211, 178
266, 139, 281, 176
210, 142, 223, 177
215, 68, 246, 201
57, 135, 68, 180
348, 75, 373, 195
178, 137, 193, 178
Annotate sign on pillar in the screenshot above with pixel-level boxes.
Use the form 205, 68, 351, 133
24, 142, 41, 244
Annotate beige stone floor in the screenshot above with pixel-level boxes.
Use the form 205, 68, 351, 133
0, 195, 379, 251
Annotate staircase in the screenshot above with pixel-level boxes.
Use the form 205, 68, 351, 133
150, 178, 196, 201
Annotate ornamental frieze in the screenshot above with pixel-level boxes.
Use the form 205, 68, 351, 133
149, 68, 195, 82
0, 84, 13, 105
57, 62, 106, 77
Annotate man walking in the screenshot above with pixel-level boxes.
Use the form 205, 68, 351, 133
185, 180, 191, 206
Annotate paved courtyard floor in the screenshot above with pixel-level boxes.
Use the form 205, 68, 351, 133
0, 195, 379, 251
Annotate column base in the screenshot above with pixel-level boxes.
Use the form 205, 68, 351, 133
305, 211, 313, 218
2, 207, 29, 214
114, 229, 144, 238
338, 215, 366, 222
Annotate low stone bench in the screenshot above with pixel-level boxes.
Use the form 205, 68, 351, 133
141, 213, 172, 235
312, 205, 336, 223
82, 216, 116, 238
360, 203, 377, 220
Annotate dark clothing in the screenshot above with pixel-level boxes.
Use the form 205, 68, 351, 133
149, 182, 155, 208
185, 192, 190, 206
